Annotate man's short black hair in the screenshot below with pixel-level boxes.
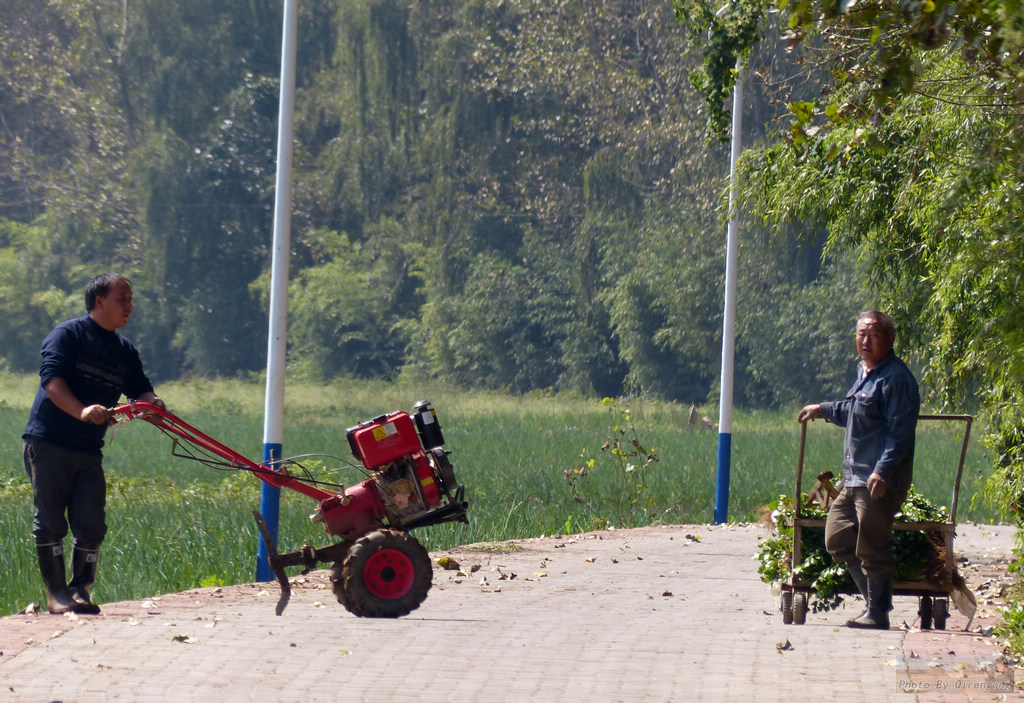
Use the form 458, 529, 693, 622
84, 273, 131, 311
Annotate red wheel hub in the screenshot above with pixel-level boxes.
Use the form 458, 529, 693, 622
363, 548, 416, 599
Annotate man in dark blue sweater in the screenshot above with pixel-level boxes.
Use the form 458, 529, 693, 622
23, 273, 164, 614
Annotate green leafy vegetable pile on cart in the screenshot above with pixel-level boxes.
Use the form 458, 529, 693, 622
757, 488, 951, 612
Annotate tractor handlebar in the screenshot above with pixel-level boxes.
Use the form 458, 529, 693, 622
107, 401, 336, 502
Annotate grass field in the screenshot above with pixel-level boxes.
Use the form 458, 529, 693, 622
0, 373, 1001, 615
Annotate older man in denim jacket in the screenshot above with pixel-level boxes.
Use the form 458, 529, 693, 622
798, 310, 920, 629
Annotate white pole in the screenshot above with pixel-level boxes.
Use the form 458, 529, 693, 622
257, 0, 298, 581
714, 57, 743, 524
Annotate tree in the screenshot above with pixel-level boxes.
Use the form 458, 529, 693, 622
676, 0, 1024, 514
0, 0, 845, 408
402, 0, 746, 399
284, 222, 418, 380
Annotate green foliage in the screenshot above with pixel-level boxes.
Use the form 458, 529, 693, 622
0, 221, 79, 371
602, 202, 722, 400
984, 403, 1024, 520
403, 0, 739, 401
686, 2, 1024, 418
284, 225, 415, 380
440, 252, 561, 393
0, 0, 855, 411
0, 0, 323, 379
677, 1, 1024, 141
735, 18, 1024, 528
2, 0, 1011, 422
998, 551, 1024, 653
739, 253, 873, 406
673, 0, 773, 138
563, 397, 661, 530
757, 494, 852, 611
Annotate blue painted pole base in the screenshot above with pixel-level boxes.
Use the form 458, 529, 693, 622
715, 433, 731, 524
256, 443, 282, 582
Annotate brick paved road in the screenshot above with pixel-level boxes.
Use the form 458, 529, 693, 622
1, 523, 1019, 702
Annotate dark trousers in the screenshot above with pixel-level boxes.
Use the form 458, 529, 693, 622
23, 439, 107, 549
824, 485, 906, 579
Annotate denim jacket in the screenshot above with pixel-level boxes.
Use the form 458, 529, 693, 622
819, 351, 920, 492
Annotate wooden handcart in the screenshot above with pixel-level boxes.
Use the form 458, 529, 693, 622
780, 414, 975, 630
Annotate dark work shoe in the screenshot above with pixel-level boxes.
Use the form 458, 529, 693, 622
847, 574, 893, 629
846, 612, 889, 629
844, 608, 869, 627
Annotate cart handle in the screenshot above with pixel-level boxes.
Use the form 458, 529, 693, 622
794, 419, 808, 521
795, 414, 973, 525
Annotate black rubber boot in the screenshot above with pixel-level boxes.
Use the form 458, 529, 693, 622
68, 545, 102, 615
36, 542, 78, 614
844, 562, 870, 626
846, 562, 868, 599
846, 574, 892, 630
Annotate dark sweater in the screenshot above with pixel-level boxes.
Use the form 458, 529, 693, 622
23, 315, 154, 454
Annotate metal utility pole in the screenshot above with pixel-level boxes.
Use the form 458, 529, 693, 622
257, 0, 298, 581
714, 56, 743, 525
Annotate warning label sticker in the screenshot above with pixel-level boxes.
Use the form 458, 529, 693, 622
372, 422, 398, 442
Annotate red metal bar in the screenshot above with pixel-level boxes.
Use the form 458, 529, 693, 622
110, 402, 337, 502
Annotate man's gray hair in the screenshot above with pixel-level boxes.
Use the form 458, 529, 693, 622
857, 310, 896, 338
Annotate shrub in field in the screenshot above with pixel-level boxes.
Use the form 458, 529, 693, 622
563, 397, 660, 531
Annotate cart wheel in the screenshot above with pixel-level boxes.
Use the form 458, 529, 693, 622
933, 598, 948, 630
781, 591, 794, 625
339, 529, 432, 618
793, 592, 808, 625
919, 596, 933, 630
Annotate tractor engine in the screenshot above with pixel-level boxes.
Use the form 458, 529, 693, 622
310, 401, 463, 538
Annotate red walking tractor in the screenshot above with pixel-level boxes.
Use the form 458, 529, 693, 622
110, 400, 468, 618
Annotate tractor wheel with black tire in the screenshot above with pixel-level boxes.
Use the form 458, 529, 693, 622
328, 542, 354, 609
330, 560, 351, 610
338, 529, 432, 618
